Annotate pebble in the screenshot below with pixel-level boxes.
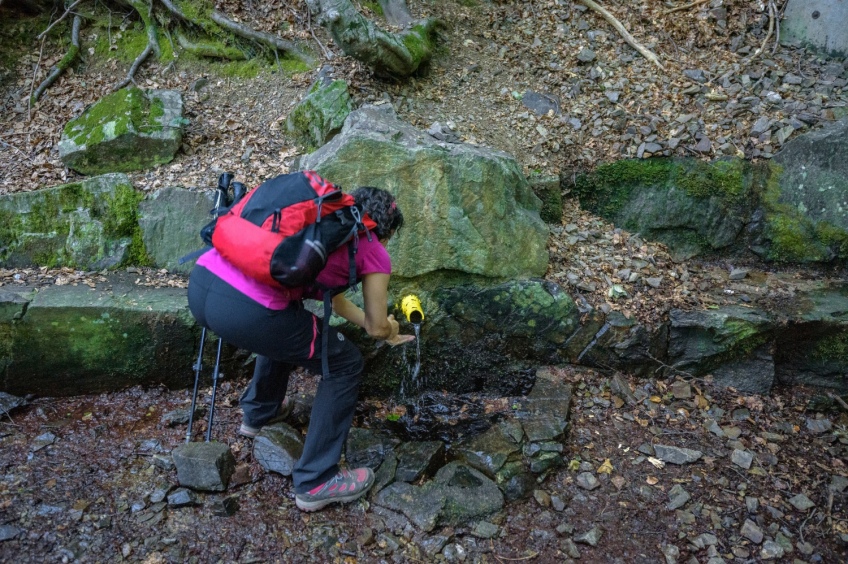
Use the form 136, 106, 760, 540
741, 519, 764, 544
576, 472, 600, 491
653, 444, 703, 465
573, 526, 602, 546
788, 493, 815, 511
761, 540, 785, 560
731, 449, 754, 469
667, 484, 691, 510
805, 418, 832, 434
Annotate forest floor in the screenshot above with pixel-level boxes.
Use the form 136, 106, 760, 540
1, 0, 847, 562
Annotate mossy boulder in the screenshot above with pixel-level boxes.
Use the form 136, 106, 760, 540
0, 173, 148, 269
285, 75, 353, 151
4, 283, 196, 396
138, 187, 216, 273
573, 157, 755, 261
756, 118, 848, 262
58, 88, 184, 175
299, 104, 548, 278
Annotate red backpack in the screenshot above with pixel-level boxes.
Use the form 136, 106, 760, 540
205, 171, 377, 290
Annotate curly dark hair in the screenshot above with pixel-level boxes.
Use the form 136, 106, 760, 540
351, 186, 404, 240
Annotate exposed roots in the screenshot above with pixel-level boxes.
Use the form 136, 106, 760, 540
32, 13, 81, 103
30, 0, 315, 102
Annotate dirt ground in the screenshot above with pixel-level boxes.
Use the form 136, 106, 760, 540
1, 0, 848, 562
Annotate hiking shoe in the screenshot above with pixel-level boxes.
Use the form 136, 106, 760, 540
295, 467, 375, 512
238, 398, 294, 439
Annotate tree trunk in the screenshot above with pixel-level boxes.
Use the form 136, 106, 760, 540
307, 0, 437, 78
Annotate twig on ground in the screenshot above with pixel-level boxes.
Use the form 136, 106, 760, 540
799, 508, 817, 544
827, 391, 848, 412
32, 14, 82, 103
37, 0, 84, 40
0, 137, 35, 163
662, 0, 710, 15
28, 35, 46, 120
490, 540, 539, 562
577, 0, 664, 70
307, 6, 333, 60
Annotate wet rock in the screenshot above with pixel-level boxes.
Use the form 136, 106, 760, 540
171, 442, 235, 492
576, 472, 600, 491
375, 462, 504, 531
346, 427, 399, 470
574, 526, 602, 546
653, 444, 703, 465
731, 449, 754, 469
167, 488, 198, 508
253, 422, 304, 476
453, 420, 521, 478
741, 519, 764, 544
396, 441, 445, 482
372, 453, 398, 494
788, 493, 815, 511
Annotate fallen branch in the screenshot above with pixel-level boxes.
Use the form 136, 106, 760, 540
32, 13, 81, 103
577, 0, 664, 70
37, 0, 84, 40
828, 391, 848, 412
210, 10, 314, 65
662, 0, 710, 16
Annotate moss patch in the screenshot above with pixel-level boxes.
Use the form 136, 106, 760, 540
573, 158, 672, 217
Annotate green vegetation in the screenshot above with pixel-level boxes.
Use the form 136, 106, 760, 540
810, 331, 848, 362
63, 88, 147, 147
573, 159, 672, 217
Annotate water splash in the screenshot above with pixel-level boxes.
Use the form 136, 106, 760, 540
399, 323, 422, 397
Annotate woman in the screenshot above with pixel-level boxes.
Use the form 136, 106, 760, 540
187, 186, 413, 512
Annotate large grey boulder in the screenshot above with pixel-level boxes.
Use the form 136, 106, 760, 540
780, 0, 848, 58
138, 187, 216, 273
0, 174, 144, 270
298, 104, 548, 278
58, 88, 184, 175
3, 281, 197, 396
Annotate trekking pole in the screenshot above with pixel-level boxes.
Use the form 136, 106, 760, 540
205, 336, 225, 442
186, 327, 207, 443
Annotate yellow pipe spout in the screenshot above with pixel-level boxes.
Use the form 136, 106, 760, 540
401, 295, 424, 324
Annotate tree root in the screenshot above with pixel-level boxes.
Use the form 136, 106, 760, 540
577, 0, 664, 71
307, 0, 438, 78
175, 32, 246, 60
209, 10, 314, 65
114, 0, 158, 90
32, 13, 81, 103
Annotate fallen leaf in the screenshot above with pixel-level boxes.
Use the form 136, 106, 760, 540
646, 476, 659, 485
598, 459, 614, 474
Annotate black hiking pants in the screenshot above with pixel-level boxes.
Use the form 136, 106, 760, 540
187, 265, 364, 493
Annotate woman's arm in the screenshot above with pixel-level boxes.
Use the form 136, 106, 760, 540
331, 273, 414, 345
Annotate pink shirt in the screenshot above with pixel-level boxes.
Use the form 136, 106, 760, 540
197, 235, 392, 309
